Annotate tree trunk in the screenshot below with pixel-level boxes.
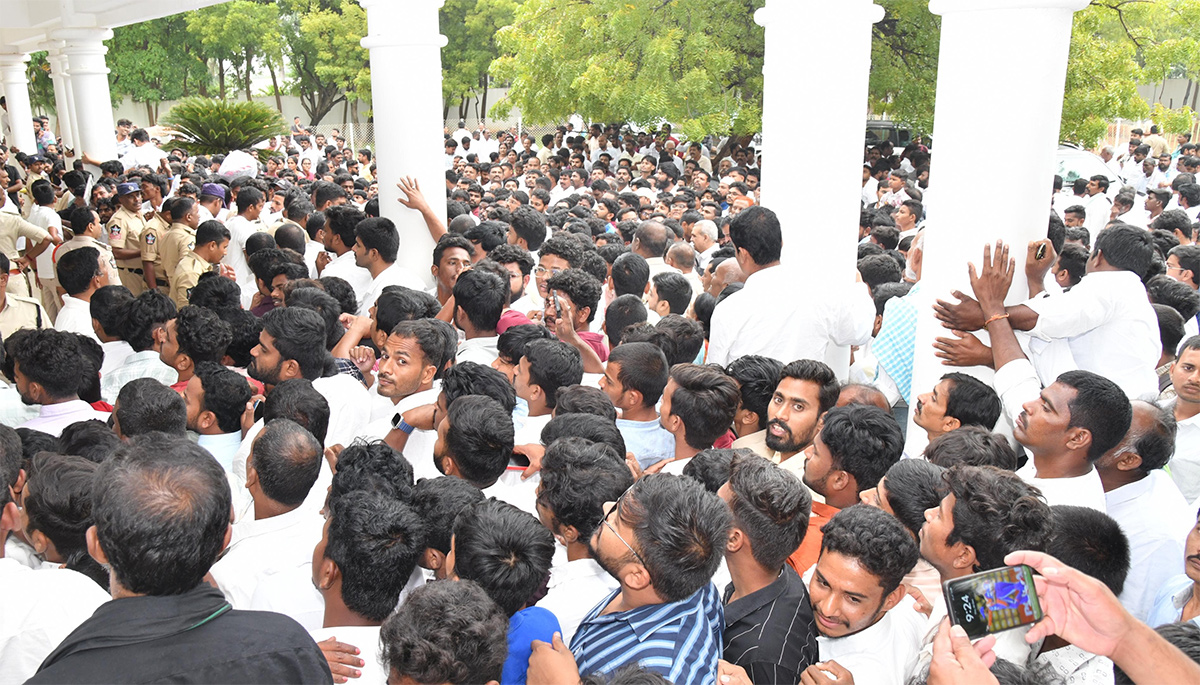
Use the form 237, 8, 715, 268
459, 96, 469, 120
342, 97, 349, 125
146, 101, 154, 126
244, 48, 253, 102
218, 58, 226, 100
479, 78, 489, 124
269, 61, 283, 112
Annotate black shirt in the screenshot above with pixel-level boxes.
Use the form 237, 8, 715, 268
722, 564, 819, 685
29, 583, 333, 684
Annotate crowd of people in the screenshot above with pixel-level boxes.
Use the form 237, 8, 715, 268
1, 113, 1200, 685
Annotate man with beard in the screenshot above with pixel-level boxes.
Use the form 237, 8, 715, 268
788, 404, 904, 575
11, 329, 109, 436
348, 319, 448, 481
489, 243, 538, 319
184, 361, 253, 474
766, 360, 840, 477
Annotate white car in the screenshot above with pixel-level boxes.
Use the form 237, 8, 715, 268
1056, 144, 1120, 197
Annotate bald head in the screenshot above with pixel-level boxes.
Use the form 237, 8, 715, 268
274, 223, 307, 253
248, 418, 322, 507
666, 242, 696, 273
837, 383, 891, 413
633, 220, 670, 259
708, 259, 746, 298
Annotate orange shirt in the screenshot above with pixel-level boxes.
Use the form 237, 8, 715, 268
786, 500, 841, 576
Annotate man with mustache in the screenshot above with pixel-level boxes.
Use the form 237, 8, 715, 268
1147, 509, 1200, 627
911, 372, 1002, 444
1167, 337, 1200, 502
765, 359, 840, 476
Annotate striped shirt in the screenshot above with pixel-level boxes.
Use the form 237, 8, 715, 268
570, 582, 724, 685
722, 565, 819, 684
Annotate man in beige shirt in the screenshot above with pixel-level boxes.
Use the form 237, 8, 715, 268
0, 206, 52, 299
0, 252, 47, 340
161, 197, 200, 288
56, 206, 120, 289
106, 182, 149, 295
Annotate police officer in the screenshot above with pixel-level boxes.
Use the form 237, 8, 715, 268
0, 205, 52, 299
161, 197, 200, 289
0, 253, 48, 339
107, 182, 148, 295
171, 221, 232, 309
141, 201, 170, 295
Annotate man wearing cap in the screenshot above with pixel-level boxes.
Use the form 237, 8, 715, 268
107, 183, 149, 295
198, 183, 229, 224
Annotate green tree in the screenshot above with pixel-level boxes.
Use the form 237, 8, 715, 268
280, 0, 370, 125
25, 52, 57, 117
161, 97, 289, 157
868, 0, 940, 135
107, 15, 211, 124
442, 0, 521, 122
188, 1, 284, 104
1061, 5, 1149, 145
489, 0, 766, 140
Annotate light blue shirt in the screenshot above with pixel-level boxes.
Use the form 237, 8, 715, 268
1147, 573, 1199, 628
616, 418, 676, 469
198, 431, 245, 474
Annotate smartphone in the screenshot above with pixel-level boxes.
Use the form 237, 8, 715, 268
1035, 243, 1047, 260
943, 564, 1043, 639
553, 292, 563, 318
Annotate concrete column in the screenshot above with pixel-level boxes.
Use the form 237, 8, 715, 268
0, 53, 37, 154
53, 28, 116, 163
906, 0, 1089, 451
755, 0, 883, 377
45, 48, 76, 152
358, 0, 447, 286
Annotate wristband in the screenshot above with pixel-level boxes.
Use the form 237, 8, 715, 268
391, 414, 416, 434
984, 312, 1010, 326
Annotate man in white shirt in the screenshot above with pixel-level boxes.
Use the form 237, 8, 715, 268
1082, 174, 1114, 235
352, 217, 424, 316
25, 180, 63, 316
514, 340, 584, 448
535, 438, 629, 644
52, 246, 108, 342
690, 219, 720, 272
806, 506, 925, 685
317, 205, 373, 303
708, 207, 874, 367
222, 186, 264, 296
453, 269, 504, 366
185, 362, 253, 474
1095, 400, 1196, 622
0, 427, 110, 684
11, 328, 110, 437
119, 128, 168, 171
210, 419, 325, 608
1166, 338, 1200, 501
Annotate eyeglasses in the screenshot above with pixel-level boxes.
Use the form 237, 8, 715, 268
598, 485, 646, 567
532, 265, 564, 278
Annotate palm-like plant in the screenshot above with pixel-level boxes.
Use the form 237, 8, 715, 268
160, 97, 288, 157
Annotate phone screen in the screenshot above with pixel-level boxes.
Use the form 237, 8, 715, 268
943, 564, 1043, 639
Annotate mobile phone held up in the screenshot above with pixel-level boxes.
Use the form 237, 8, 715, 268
943, 564, 1043, 639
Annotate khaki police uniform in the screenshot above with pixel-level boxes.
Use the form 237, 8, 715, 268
141, 213, 169, 294
107, 205, 148, 295
0, 293, 48, 340
170, 250, 214, 309
0, 212, 51, 299
55, 235, 120, 288
161, 222, 197, 291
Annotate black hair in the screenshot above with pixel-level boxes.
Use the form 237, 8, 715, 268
879, 459, 947, 539
656, 315, 705, 367
611, 252, 650, 297
324, 204, 367, 247
453, 269, 506, 332
324, 490, 426, 621
187, 273, 242, 311
0, 424, 22, 509
540, 412, 626, 457
604, 295, 648, 348
1048, 505, 1129, 596
553, 385, 617, 421
650, 272, 691, 315
57, 246, 101, 296
121, 290, 177, 352
923, 426, 1020, 470
216, 308, 261, 368
857, 254, 902, 292
11, 329, 87, 400
615, 474, 732, 602
192, 361, 252, 434
250, 418, 322, 507
546, 268, 603, 323
1094, 223, 1154, 278
329, 440, 415, 504
607, 341, 669, 408
411, 476, 485, 555
1114, 623, 1200, 685
488, 243, 535, 276
92, 434, 232, 595
1155, 303, 1187, 359
728, 206, 782, 266
727, 451, 812, 569
780, 359, 841, 414
22, 452, 107, 586
376, 285, 440, 333
496, 324, 553, 367
940, 372, 1002, 430
819, 405, 904, 493
58, 419, 121, 464
1147, 274, 1200, 321
539, 233, 585, 268
261, 378, 330, 444
1054, 242, 1088, 287
452, 498, 555, 616
89, 285, 134, 338
666, 364, 740, 450
679, 448, 735, 493
538, 437, 632, 543
819, 504, 918, 596
258, 306, 330, 381
194, 220, 230, 248
445, 395, 514, 488
945, 464, 1053, 572
523, 339, 584, 409
725, 355, 784, 432
353, 216, 399, 262
115, 378, 187, 437
1056, 370, 1133, 461
442, 361, 517, 412
173, 305, 232, 364
510, 205, 547, 250
379, 578, 509, 685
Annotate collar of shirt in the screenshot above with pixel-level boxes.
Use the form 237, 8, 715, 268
549, 557, 613, 591
1104, 472, 1155, 508
197, 432, 245, 469
582, 583, 718, 642
395, 383, 442, 414
123, 349, 166, 365
722, 566, 791, 625
38, 399, 97, 419
228, 505, 318, 548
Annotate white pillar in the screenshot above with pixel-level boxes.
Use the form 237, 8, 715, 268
359, 0, 447, 286
907, 0, 1088, 451
52, 28, 116, 163
45, 48, 76, 152
755, 0, 883, 377
0, 53, 37, 154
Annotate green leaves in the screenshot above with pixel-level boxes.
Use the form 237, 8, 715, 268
160, 97, 289, 157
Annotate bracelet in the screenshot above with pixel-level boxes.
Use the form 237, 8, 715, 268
984, 312, 1010, 326
392, 416, 415, 434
